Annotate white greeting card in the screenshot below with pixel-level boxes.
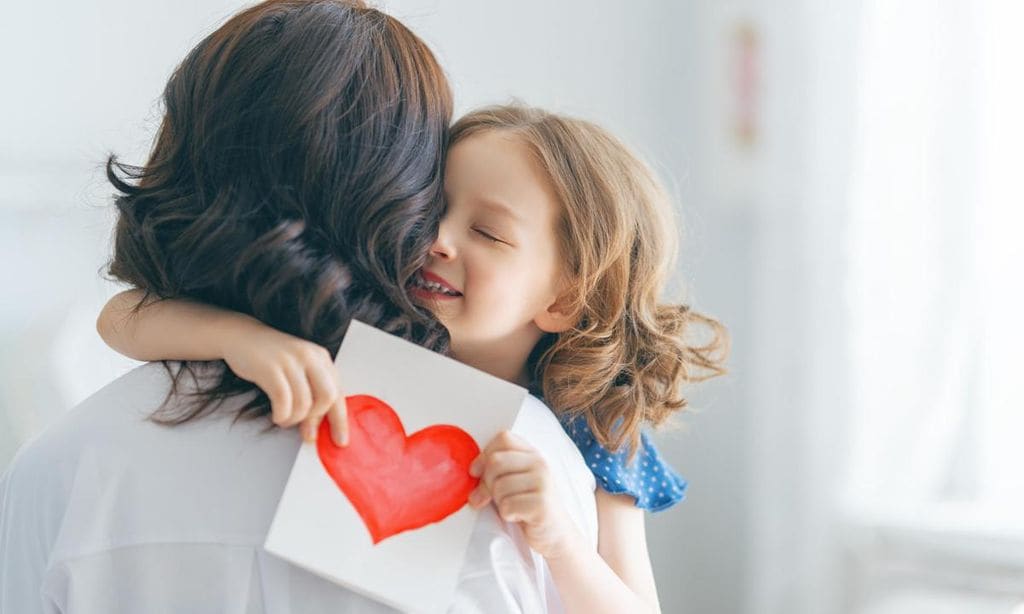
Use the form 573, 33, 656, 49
264, 320, 526, 613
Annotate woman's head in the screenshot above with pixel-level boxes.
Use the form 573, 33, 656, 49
107, 0, 453, 422
419, 104, 728, 453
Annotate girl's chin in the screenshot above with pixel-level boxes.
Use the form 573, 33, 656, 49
409, 292, 455, 322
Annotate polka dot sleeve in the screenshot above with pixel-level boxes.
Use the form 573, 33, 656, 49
561, 416, 687, 512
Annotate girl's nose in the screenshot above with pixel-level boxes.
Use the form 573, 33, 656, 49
429, 221, 456, 260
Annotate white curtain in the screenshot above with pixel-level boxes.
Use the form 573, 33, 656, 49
747, 2, 1024, 612
844, 0, 1024, 529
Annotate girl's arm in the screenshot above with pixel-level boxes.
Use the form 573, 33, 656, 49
593, 490, 661, 608
96, 289, 348, 444
98, 289, 250, 362
543, 491, 661, 614
469, 433, 661, 614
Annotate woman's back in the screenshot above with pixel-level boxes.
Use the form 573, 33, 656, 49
0, 363, 596, 613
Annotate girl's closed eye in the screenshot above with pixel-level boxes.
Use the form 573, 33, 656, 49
473, 226, 510, 245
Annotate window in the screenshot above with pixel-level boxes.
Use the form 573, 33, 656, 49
842, 0, 1024, 605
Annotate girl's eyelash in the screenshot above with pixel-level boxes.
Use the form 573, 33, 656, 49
473, 228, 504, 244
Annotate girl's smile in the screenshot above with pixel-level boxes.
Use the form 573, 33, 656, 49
409, 270, 463, 300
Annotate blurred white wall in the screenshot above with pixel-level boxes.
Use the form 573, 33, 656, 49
0, 0, 251, 466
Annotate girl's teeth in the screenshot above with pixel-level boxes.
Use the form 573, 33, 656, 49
415, 274, 458, 296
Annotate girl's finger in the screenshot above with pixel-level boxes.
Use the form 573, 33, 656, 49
470, 431, 535, 476
467, 482, 492, 509
282, 362, 312, 427
305, 363, 339, 424
496, 492, 541, 523
490, 471, 540, 503
472, 449, 537, 480
326, 396, 349, 446
265, 369, 293, 427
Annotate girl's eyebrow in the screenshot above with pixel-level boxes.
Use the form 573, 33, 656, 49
477, 198, 522, 223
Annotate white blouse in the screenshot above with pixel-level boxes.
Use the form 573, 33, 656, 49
0, 363, 596, 614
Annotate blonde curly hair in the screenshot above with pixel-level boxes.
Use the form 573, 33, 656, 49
449, 105, 729, 455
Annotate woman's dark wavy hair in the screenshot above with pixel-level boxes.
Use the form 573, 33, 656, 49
105, 0, 453, 425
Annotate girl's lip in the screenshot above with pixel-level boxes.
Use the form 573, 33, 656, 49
410, 286, 461, 301
410, 269, 462, 301
419, 270, 461, 294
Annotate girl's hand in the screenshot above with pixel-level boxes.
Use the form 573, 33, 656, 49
467, 431, 579, 560
219, 315, 348, 446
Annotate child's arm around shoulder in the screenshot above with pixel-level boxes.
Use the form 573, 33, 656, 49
96, 289, 348, 444
97, 289, 253, 362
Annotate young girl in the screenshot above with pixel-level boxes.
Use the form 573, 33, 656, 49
98, 104, 727, 612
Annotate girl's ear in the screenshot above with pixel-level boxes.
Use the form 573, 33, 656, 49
535, 295, 577, 334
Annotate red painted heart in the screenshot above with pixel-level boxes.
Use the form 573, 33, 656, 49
316, 394, 480, 544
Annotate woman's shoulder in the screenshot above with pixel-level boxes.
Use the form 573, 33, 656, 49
2, 363, 219, 489
515, 395, 599, 545
514, 396, 596, 491
561, 415, 687, 512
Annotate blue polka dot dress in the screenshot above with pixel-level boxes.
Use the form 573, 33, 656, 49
561, 415, 687, 512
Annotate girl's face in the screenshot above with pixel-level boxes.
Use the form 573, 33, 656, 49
410, 130, 573, 378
